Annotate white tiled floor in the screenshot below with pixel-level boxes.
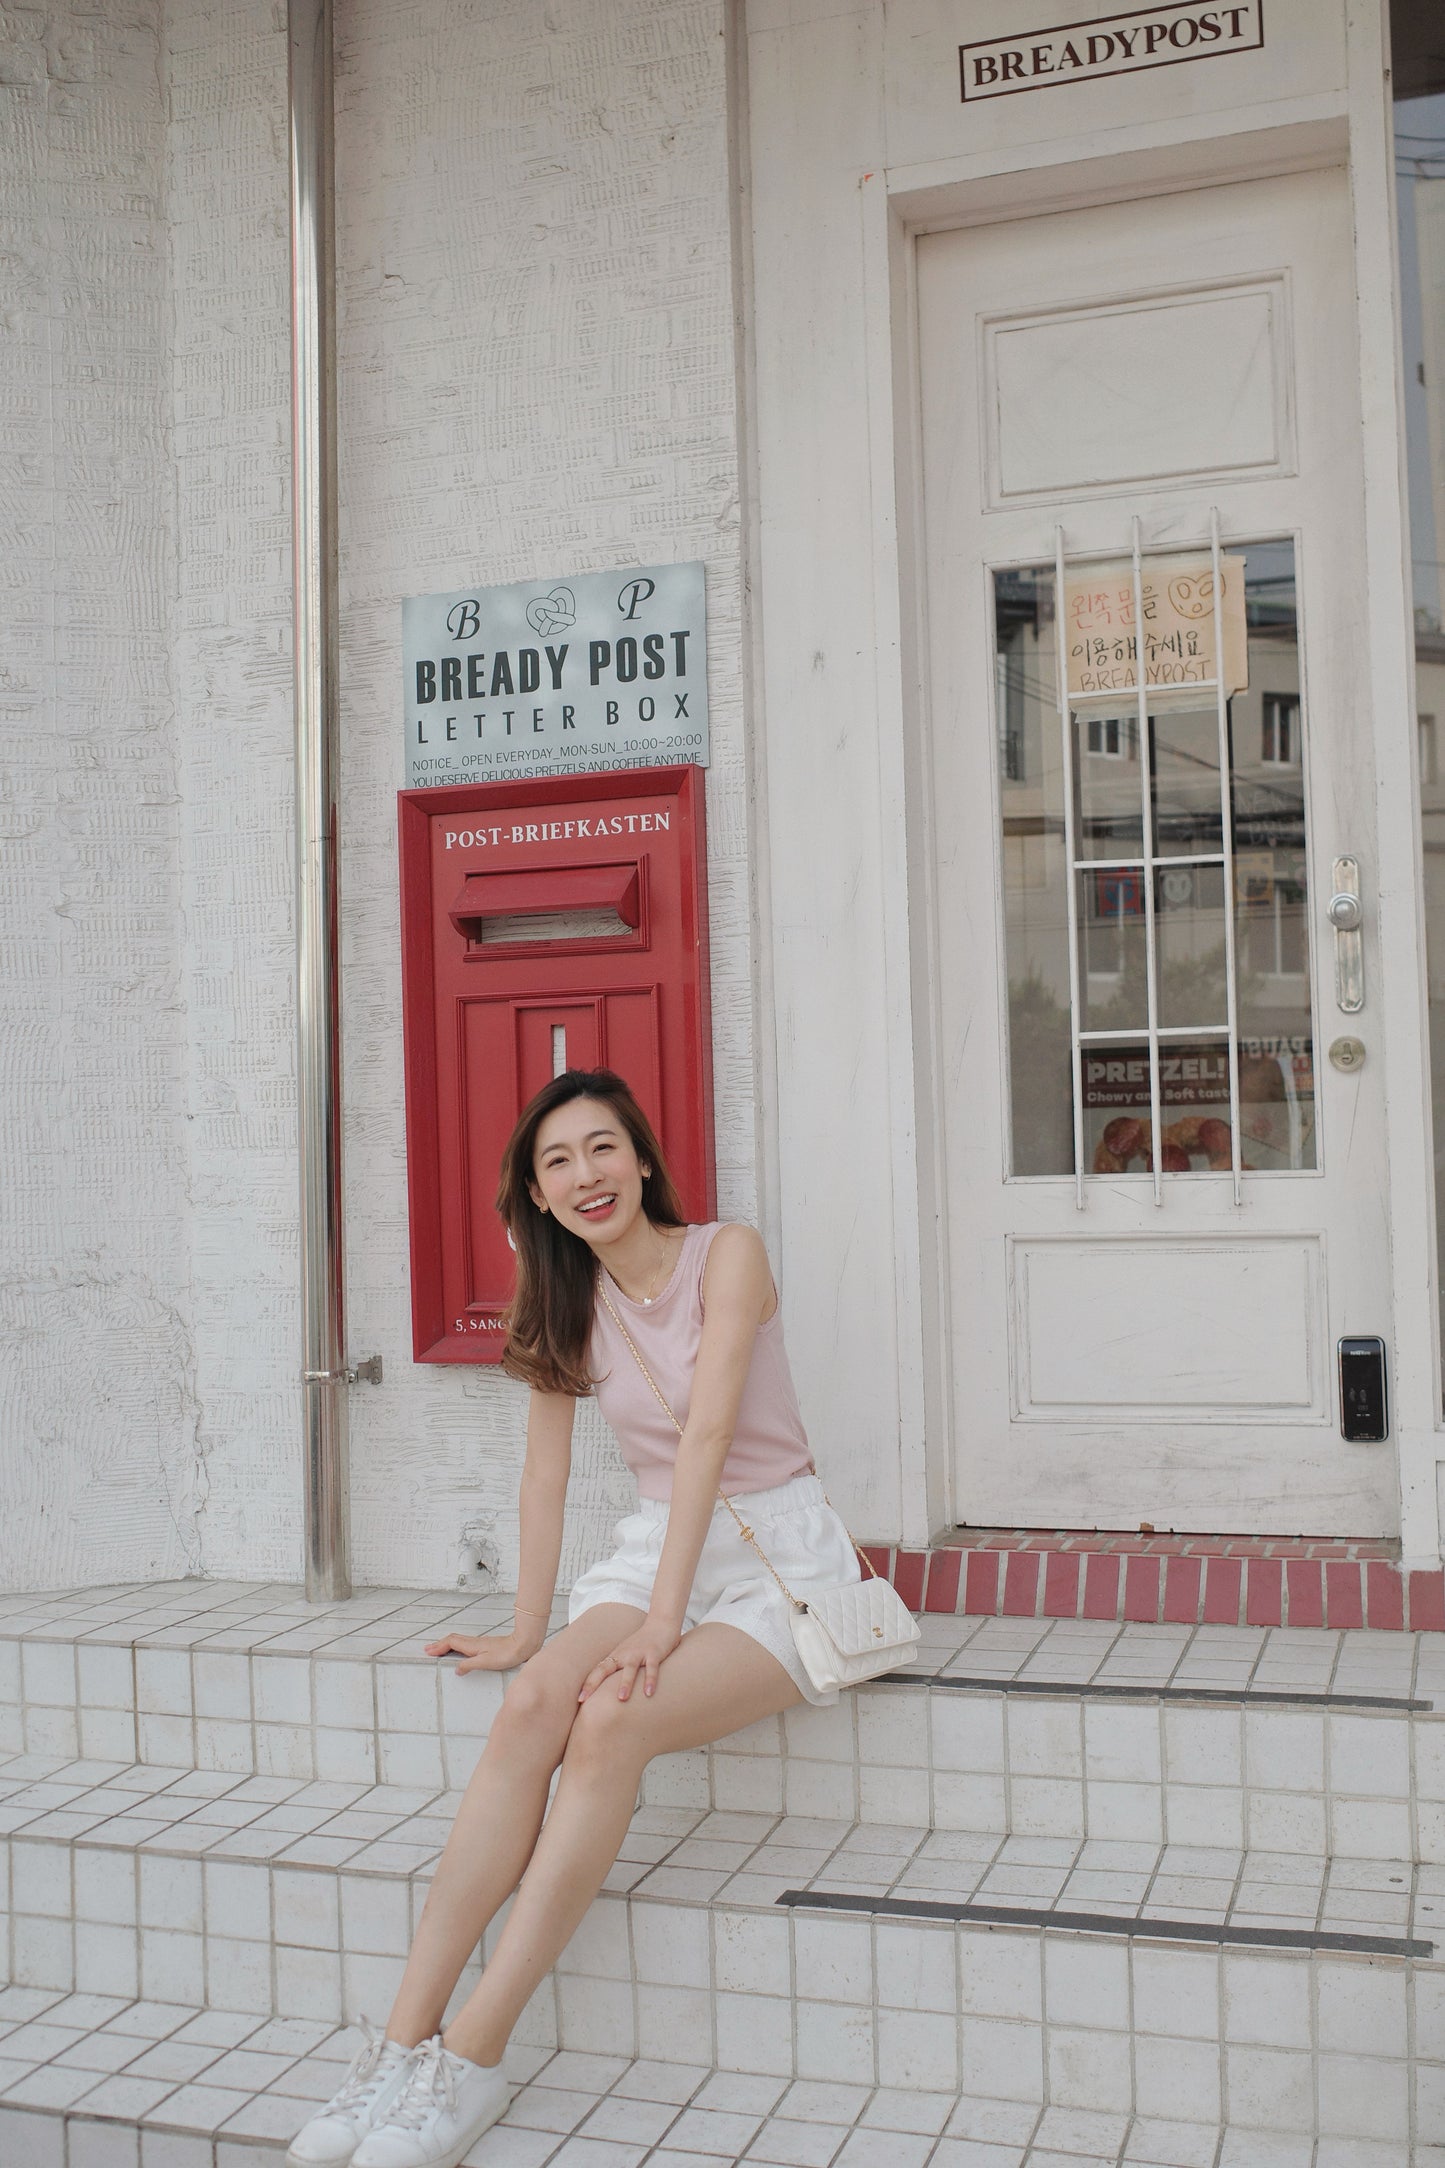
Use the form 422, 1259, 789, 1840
0, 1582, 519, 1660
0, 2003, 1438, 2168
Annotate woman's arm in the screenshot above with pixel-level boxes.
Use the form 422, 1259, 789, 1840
427, 1386, 575, 1674
578, 1223, 774, 1702
513, 1385, 576, 1628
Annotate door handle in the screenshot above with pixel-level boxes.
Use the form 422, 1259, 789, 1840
1328, 857, 1364, 1013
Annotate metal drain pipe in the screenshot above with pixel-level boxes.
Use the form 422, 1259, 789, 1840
287, 0, 351, 1601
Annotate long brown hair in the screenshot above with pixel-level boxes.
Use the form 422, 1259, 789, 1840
496, 1069, 686, 1395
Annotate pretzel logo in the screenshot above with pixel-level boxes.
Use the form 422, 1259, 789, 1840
525, 586, 576, 637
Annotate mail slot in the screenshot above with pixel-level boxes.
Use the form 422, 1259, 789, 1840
398, 765, 715, 1362
449, 863, 643, 944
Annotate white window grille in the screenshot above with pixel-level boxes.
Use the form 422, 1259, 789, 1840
1053, 510, 1244, 1209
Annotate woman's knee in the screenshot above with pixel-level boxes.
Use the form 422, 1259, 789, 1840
485, 1660, 576, 1763
561, 1686, 652, 1778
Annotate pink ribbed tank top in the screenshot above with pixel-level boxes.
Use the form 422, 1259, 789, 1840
588, 1222, 815, 1501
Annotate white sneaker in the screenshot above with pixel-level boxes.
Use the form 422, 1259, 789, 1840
350, 2035, 511, 2168
286, 2023, 417, 2168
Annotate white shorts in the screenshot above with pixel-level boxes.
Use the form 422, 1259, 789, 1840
567, 1471, 861, 1707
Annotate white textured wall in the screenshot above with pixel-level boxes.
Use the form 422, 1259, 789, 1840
1, 0, 750, 1593
164, 0, 300, 1579
0, 0, 204, 1587
333, 0, 753, 1590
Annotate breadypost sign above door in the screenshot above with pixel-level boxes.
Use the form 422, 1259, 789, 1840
402, 561, 708, 788
960, 2, 1264, 101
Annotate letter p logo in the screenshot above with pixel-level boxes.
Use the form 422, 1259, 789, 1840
617, 577, 656, 621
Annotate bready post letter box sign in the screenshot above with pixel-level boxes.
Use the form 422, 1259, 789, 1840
402, 561, 708, 788
398, 766, 714, 1364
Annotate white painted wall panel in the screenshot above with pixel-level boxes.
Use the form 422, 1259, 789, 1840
3, 0, 748, 1596
0, 0, 202, 1587
332, 0, 751, 1590
745, 11, 913, 1540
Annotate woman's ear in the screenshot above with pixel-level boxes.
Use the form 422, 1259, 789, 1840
526, 1179, 546, 1212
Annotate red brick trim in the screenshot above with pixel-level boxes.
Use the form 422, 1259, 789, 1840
867, 1530, 1443, 1631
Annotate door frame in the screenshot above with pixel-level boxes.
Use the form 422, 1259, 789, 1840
914, 167, 1408, 1532
885, 122, 1438, 1551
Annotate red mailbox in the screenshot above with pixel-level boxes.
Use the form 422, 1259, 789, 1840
398, 765, 715, 1363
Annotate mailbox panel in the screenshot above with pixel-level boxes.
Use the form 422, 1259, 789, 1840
399, 766, 714, 1363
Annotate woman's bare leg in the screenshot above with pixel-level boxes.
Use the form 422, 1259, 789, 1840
440, 1625, 803, 2066
385, 1603, 645, 2048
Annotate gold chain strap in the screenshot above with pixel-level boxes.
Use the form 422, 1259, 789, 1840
595, 1276, 883, 1613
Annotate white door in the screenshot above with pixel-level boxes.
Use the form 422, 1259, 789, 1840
917, 168, 1396, 1534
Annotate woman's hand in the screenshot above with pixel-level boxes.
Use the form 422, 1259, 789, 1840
425, 1628, 543, 1675
578, 1618, 681, 1703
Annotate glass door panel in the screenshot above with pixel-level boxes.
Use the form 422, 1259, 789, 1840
998, 539, 1317, 1181
1155, 863, 1229, 1030
1073, 715, 1144, 856
1152, 708, 1227, 855
1076, 868, 1149, 1032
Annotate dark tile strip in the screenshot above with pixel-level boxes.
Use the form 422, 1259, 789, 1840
775, 1899, 1429, 1968
884, 1672, 1430, 1711
777, 1886, 1432, 1957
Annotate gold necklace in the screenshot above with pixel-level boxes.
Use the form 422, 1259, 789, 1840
639, 1227, 672, 1304
611, 1226, 672, 1306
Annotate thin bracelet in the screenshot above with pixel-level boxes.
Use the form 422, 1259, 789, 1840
514, 1603, 552, 1619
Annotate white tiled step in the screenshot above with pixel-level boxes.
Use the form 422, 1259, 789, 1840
0, 1762, 1438, 2142
0, 1758, 1436, 2002
2, 1585, 1437, 2155
5, 1584, 1438, 1711
3, 1585, 1442, 1862
0, 1998, 1438, 2168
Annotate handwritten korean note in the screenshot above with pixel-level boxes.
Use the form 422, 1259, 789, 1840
1063, 555, 1248, 699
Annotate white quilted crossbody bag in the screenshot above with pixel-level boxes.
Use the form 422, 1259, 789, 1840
597, 1283, 921, 1693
